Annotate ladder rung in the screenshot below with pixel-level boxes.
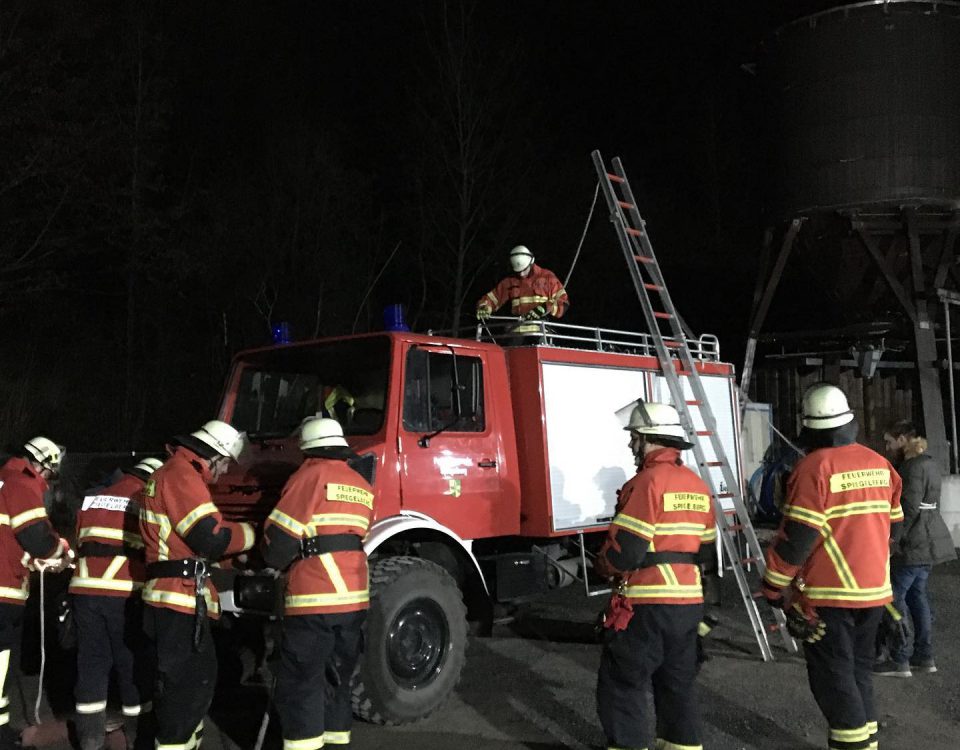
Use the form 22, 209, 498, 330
653, 312, 673, 319
716, 492, 734, 499
723, 508, 738, 515
626, 228, 644, 237
617, 200, 634, 209
768, 623, 782, 632
726, 524, 744, 532
741, 557, 759, 565
703, 461, 724, 467
664, 341, 681, 348
696, 430, 712, 436
633, 253, 654, 263
752, 591, 765, 600
686, 399, 702, 405
606, 172, 624, 183
643, 283, 663, 291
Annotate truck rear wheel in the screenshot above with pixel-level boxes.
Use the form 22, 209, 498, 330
352, 556, 468, 725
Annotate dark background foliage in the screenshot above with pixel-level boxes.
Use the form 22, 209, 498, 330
0, 1, 836, 450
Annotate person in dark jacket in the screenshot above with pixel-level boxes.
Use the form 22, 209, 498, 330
874, 421, 957, 678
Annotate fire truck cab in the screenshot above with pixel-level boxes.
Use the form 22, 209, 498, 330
212, 319, 742, 724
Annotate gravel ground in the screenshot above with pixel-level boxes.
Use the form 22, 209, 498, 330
12, 560, 960, 749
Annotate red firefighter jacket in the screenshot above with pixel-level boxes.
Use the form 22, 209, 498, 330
139, 447, 255, 617
262, 457, 374, 616
0, 458, 63, 605
597, 448, 717, 605
763, 443, 903, 608
476, 264, 569, 318
69, 473, 146, 598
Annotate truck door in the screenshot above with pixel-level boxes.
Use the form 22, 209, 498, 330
399, 345, 504, 539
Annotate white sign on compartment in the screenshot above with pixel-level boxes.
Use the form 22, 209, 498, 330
541, 362, 648, 532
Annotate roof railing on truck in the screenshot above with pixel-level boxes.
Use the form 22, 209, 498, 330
427, 317, 721, 361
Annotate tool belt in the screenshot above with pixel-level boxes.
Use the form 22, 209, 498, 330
300, 534, 363, 557
640, 551, 698, 567
146, 558, 211, 652
79, 542, 144, 561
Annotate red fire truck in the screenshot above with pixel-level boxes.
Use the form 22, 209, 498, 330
212, 319, 742, 724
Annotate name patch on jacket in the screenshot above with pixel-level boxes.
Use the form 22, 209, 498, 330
326, 484, 374, 508
663, 492, 710, 513
81, 495, 131, 512
829, 469, 890, 493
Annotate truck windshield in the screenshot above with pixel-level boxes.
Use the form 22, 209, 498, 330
229, 337, 390, 439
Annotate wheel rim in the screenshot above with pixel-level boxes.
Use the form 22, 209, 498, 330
386, 597, 449, 689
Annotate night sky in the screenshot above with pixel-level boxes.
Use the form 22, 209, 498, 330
0, 1, 846, 449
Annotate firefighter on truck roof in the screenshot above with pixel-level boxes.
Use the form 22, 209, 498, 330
762, 383, 903, 750
139, 421, 255, 750
594, 400, 718, 750
475, 245, 569, 325
70, 456, 163, 750
261, 417, 374, 750
0, 437, 73, 750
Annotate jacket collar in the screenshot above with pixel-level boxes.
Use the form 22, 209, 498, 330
172, 446, 212, 482
7, 456, 48, 491
641, 446, 682, 469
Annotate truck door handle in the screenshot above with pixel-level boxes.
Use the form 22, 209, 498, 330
477, 459, 497, 468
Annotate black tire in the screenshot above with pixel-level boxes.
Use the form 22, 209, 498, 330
352, 556, 468, 725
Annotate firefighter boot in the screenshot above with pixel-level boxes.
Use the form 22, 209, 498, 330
123, 710, 156, 750
75, 711, 107, 750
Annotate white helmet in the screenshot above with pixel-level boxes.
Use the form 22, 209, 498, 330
802, 383, 854, 430
300, 417, 348, 451
190, 420, 246, 461
24, 437, 64, 473
618, 400, 693, 448
130, 457, 164, 479
509, 245, 534, 274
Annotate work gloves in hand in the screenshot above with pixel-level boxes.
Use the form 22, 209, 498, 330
882, 602, 911, 653
785, 603, 826, 643
476, 307, 492, 321
523, 305, 548, 321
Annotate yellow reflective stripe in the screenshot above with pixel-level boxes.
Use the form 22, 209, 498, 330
69, 578, 139, 593
658, 564, 679, 587
283, 737, 324, 750
655, 739, 703, 750
319, 554, 349, 594
612, 513, 655, 539
0, 585, 28, 602
0, 713, 8, 726
102, 556, 126, 581
829, 725, 871, 742
890, 505, 905, 521
269, 508, 307, 538
76, 700, 108, 714
485, 292, 499, 307
782, 504, 826, 527
143, 585, 220, 615
11, 506, 47, 530
511, 295, 548, 307
141, 510, 172, 561
78, 527, 144, 547
157, 741, 193, 750
820, 527, 858, 590
655, 522, 706, 535
624, 585, 702, 599
122, 702, 152, 716
240, 522, 255, 551
285, 590, 370, 609
0, 515, 10, 526
826, 501, 892, 519
322, 731, 350, 744
310, 513, 370, 532
866, 721, 878, 734
803, 585, 892, 601
764, 568, 793, 587
175, 503, 219, 537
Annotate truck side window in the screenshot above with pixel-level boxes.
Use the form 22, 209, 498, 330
403, 350, 485, 433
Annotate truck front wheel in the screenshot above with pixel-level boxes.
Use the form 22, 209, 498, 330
352, 556, 468, 724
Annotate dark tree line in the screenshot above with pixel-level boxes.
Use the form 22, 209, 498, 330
2, 1, 782, 451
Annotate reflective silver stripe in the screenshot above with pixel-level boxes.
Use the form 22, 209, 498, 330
0, 585, 28, 602
76, 700, 108, 714
69, 577, 139, 593
283, 737, 324, 750
78, 526, 143, 547
322, 731, 350, 744
175, 503, 219, 537
122, 702, 153, 716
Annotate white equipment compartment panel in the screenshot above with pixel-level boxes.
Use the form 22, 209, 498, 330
541, 362, 648, 532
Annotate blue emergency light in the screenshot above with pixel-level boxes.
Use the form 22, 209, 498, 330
383, 304, 410, 332
272, 321, 292, 344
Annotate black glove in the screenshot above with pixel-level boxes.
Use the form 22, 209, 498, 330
696, 614, 720, 671
884, 603, 910, 653
785, 604, 826, 643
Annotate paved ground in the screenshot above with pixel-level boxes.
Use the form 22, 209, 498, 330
12, 561, 960, 749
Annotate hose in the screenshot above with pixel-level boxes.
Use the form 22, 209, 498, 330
33, 561, 50, 726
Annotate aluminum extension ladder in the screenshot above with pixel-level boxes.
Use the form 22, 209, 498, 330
591, 150, 797, 661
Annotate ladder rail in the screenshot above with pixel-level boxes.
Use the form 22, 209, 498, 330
592, 150, 797, 658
